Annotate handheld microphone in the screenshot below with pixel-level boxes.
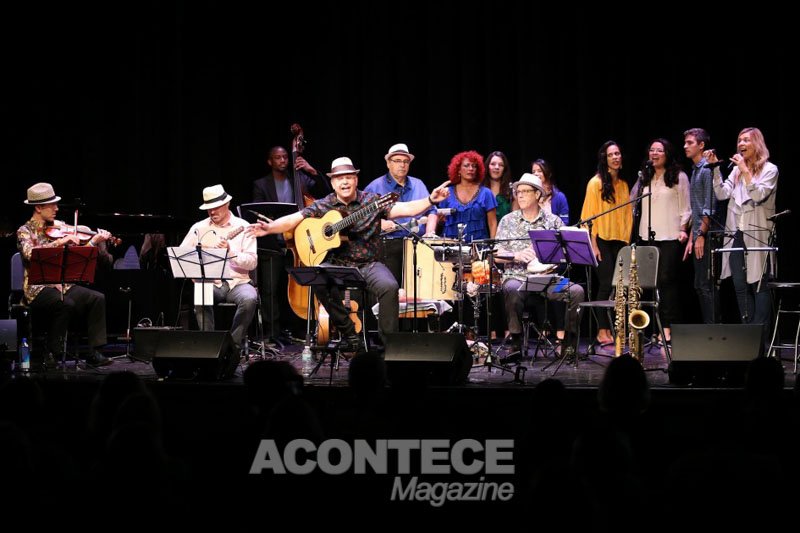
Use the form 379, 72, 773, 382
767, 209, 791, 222
437, 208, 453, 217
703, 160, 736, 170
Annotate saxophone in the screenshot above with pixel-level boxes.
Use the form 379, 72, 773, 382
627, 244, 650, 362
614, 254, 627, 357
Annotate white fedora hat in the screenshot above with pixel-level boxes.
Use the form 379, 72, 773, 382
24, 182, 62, 205
199, 184, 233, 210
511, 173, 545, 193
384, 143, 415, 162
326, 156, 361, 178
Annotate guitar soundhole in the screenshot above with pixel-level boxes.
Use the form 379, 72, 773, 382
323, 224, 334, 238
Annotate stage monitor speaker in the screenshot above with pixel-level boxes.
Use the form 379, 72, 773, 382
150, 330, 239, 380
132, 327, 183, 362
383, 333, 472, 386
668, 324, 764, 386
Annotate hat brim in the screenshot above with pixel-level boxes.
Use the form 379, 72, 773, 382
326, 169, 360, 178
199, 195, 233, 210
384, 152, 415, 162
512, 183, 544, 193
24, 195, 62, 205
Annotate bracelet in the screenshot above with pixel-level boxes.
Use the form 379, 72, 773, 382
427, 195, 439, 206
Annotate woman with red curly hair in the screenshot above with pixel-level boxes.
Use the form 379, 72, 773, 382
436, 150, 498, 242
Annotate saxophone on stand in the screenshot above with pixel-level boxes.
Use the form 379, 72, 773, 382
614, 255, 627, 357
627, 244, 650, 362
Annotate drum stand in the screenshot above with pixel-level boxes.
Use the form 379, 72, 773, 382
470, 238, 526, 385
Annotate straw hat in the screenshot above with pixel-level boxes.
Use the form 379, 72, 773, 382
199, 184, 233, 210
24, 182, 61, 205
326, 156, 361, 178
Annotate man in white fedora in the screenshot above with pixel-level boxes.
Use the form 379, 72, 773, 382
364, 143, 438, 285
495, 173, 585, 361
17, 182, 113, 368
180, 184, 258, 352
247, 156, 451, 352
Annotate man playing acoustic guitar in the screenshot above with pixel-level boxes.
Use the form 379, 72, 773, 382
247, 156, 450, 352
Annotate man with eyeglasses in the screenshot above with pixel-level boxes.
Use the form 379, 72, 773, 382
495, 173, 585, 361
364, 143, 438, 285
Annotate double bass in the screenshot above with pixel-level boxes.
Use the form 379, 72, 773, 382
285, 123, 320, 320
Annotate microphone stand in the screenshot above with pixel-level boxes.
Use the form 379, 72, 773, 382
392, 220, 434, 332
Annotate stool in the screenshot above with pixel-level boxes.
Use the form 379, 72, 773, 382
766, 282, 800, 373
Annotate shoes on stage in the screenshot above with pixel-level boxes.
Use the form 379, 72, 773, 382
338, 334, 365, 354
85, 351, 112, 367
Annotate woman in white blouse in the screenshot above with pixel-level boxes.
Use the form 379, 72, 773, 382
631, 138, 691, 342
710, 127, 778, 331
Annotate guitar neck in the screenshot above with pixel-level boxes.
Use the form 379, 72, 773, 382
329, 196, 389, 236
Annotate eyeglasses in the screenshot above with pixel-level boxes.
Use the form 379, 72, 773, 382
648, 148, 665, 154
389, 159, 411, 165
515, 188, 537, 196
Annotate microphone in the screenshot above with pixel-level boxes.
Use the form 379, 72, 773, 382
396, 219, 420, 233
437, 208, 453, 217
645, 160, 654, 169
767, 209, 791, 222
248, 209, 270, 222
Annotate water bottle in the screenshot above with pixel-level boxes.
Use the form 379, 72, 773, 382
19, 337, 30, 372
301, 345, 314, 378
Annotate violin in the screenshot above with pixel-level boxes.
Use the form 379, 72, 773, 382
45, 222, 121, 247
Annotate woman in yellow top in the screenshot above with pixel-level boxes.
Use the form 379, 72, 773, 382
580, 140, 633, 345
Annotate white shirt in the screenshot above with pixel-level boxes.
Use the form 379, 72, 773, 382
634, 172, 691, 241
179, 214, 257, 288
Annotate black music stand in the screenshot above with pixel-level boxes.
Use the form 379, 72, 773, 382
528, 228, 597, 376
239, 202, 299, 345
289, 265, 368, 385
167, 246, 232, 331
29, 246, 99, 365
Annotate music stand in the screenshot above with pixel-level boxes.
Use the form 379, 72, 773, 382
289, 265, 367, 385
29, 246, 99, 288
29, 246, 99, 365
167, 246, 232, 331
529, 228, 596, 376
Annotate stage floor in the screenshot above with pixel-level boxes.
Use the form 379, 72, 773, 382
23, 337, 798, 390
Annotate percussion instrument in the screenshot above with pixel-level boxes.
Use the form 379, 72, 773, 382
403, 238, 458, 300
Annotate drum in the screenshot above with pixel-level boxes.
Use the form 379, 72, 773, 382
403, 238, 458, 300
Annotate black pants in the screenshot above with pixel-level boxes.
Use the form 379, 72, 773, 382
258, 249, 289, 339
594, 238, 626, 329
29, 285, 107, 355
381, 238, 404, 286
641, 239, 681, 328
314, 262, 399, 342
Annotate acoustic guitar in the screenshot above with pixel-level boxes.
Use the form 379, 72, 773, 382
316, 289, 361, 346
293, 192, 399, 266
198, 225, 245, 248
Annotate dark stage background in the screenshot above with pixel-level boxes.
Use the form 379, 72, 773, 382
2, 2, 795, 330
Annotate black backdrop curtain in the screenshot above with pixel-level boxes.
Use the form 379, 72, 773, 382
2, 1, 796, 302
